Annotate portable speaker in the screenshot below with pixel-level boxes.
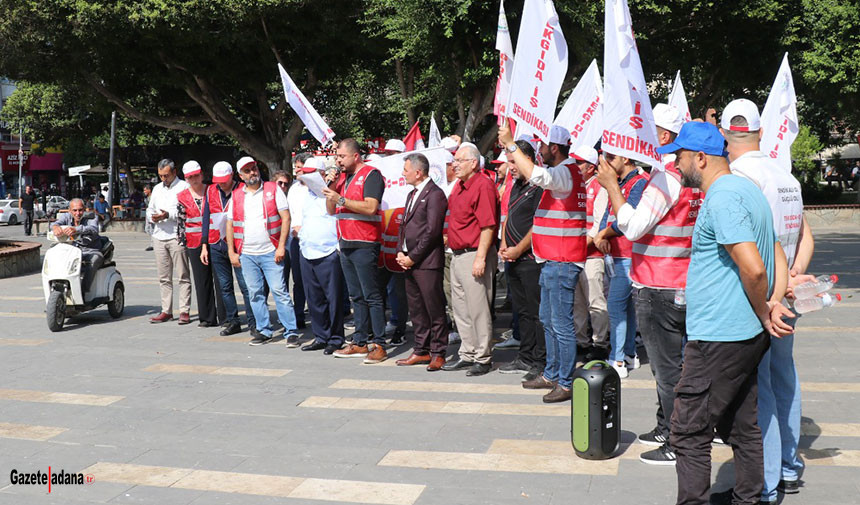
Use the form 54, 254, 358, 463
571, 360, 621, 460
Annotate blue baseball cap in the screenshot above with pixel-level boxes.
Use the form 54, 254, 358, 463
656, 121, 726, 156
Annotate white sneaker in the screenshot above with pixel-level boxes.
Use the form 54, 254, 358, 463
625, 355, 640, 370
609, 360, 628, 379
494, 337, 520, 349
385, 322, 397, 335
500, 329, 514, 340
448, 331, 461, 344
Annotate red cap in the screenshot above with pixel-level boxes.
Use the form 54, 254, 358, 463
830, 274, 839, 283
834, 293, 842, 301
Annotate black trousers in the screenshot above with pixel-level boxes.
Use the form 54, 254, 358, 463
670, 332, 770, 505
186, 246, 217, 325
284, 236, 306, 327
300, 251, 344, 346
634, 287, 686, 440
23, 210, 34, 235
80, 249, 104, 295
507, 258, 545, 370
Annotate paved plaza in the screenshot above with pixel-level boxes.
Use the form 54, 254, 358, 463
0, 225, 858, 505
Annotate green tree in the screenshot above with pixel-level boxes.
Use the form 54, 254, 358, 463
791, 124, 824, 185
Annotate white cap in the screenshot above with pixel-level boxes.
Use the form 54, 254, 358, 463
212, 161, 233, 183
441, 136, 459, 153
383, 139, 406, 153
571, 146, 599, 165
516, 133, 540, 152
653, 103, 684, 134
549, 125, 571, 145
182, 160, 202, 177
720, 99, 761, 132
490, 152, 507, 164
300, 157, 326, 173
236, 156, 256, 172
366, 153, 382, 162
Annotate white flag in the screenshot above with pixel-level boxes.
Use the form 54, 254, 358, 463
554, 59, 604, 150
760, 53, 798, 173
602, 0, 662, 169
277, 63, 335, 147
494, 0, 515, 122
668, 71, 691, 122
505, 0, 568, 143
370, 146, 451, 210
428, 113, 442, 148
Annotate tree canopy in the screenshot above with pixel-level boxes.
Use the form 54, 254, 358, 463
0, 0, 857, 170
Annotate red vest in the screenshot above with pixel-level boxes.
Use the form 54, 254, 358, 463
631, 163, 702, 289
177, 187, 213, 249
230, 181, 282, 255
379, 208, 405, 272
532, 164, 587, 263
205, 184, 230, 244
585, 177, 603, 259
499, 171, 513, 225
335, 164, 382, 243
608, 172, 649, 259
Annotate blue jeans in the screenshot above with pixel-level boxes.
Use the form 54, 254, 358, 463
240, 253, 297, 337
539, 261, 581, 389
340, 246, 386, 345
608, 257, 636, 363
758, 319, 803, 501
210, 242, 254, 327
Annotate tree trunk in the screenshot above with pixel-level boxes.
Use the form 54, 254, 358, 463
395, 58, 416, 125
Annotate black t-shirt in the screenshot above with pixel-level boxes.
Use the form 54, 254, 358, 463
339, 168, 385, 250
20, 192, 36, 211
504, 177, 543, 262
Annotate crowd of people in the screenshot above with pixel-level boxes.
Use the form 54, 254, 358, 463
141, 99, 815, 505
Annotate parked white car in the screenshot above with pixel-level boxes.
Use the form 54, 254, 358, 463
0, 199, 47, 225
45, 195, 70, 218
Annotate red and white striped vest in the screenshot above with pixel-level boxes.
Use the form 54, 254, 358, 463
177, 187, 213, 249
608, 172, 649, 259
335, 164, 382, 243
631, 163, 702, 289
585, 177, 603, 259
532, 164, 587, 263
231, 181, 282, 255
378, 207, 405, 272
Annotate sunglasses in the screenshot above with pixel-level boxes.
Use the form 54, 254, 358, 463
277, 181, 289, 187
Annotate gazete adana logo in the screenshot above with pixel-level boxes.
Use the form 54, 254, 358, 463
10, 466, 94, 492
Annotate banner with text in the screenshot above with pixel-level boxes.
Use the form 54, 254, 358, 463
668, 71, 691, 122
602, 0, 662, 169
505, 0, 568, 143
554, 59, 604, 150
760, 53, 798, 173
278, 63, 336, 147
494, 0, 515, 123
370, 147, 449, 210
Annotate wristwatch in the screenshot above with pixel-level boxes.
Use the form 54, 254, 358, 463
505, 144, 518, 154
337, 196, 346, 207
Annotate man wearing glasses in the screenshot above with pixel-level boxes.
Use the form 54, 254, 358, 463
226, 157, 300, 346
441, 143, 500, 376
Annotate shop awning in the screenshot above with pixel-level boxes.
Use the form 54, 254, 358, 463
68, 164, 107, 177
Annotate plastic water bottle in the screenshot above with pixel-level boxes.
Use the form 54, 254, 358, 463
604, 254, 616, 277
793, 274, 838, 300
794, 293, 841, 314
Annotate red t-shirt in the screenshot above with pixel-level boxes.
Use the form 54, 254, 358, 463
447, 173, 499, 250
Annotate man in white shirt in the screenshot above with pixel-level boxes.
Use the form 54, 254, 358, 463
295, 157, 345, 355
146, 158, 192, 324
226, 157, 299, 346
720, 99, 816, 504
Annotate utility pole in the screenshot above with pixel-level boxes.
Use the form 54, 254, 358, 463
107, 111, 116, 206
17, 126, 23, 197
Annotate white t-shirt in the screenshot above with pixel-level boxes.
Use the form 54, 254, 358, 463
227, 183, 289, 256
730, 150, 803, 268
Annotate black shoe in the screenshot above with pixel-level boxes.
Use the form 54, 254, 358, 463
249, 335, 272, 346
249, 327, 262, 338
639, 444, 676, 466
220, 322, 241, 336
198, 321, 216, 328
638, 427, 668, 447
522, 370, 540, 382
302, 341, 327, 351
285, 333, 301, 348
498, 359, 530, 374
145, 246, 154, 251
441, 358, 473, 371
390, 334, 404, 345
323, 344, 339, 355
778, 479, 800, 494
466, 363, 492, 376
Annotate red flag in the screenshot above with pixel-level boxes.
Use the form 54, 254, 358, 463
403, 121, 425, 151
